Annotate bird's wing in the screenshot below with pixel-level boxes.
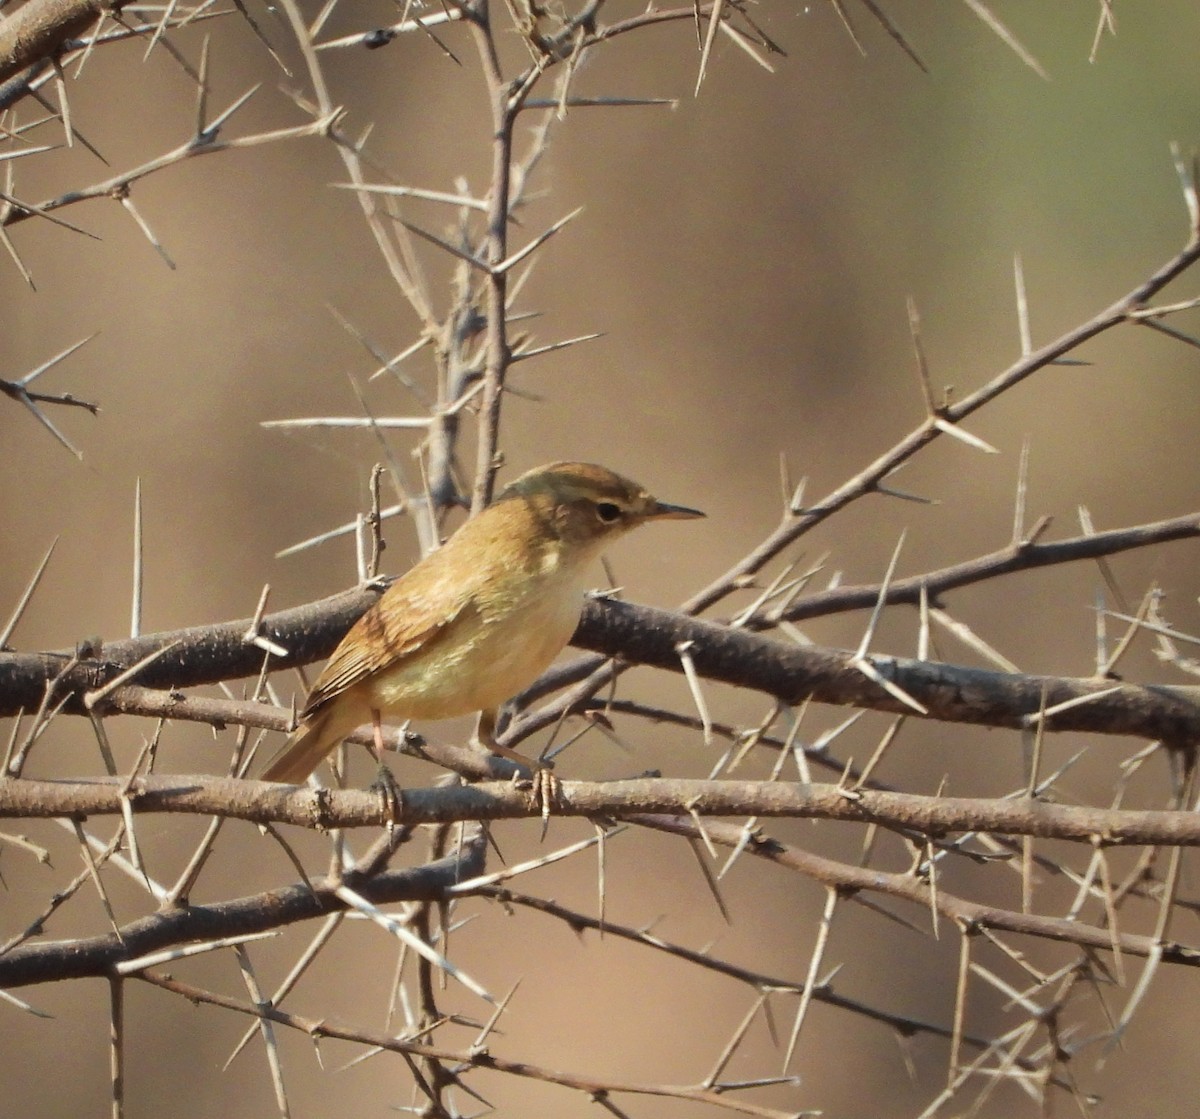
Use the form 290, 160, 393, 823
300, 586, 473, 718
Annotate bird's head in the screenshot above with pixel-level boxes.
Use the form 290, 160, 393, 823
499, 461, 704, 550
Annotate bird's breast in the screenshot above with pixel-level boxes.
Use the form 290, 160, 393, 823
363, 551, 589, 720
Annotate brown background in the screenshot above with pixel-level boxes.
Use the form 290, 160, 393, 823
3, 4, 1200, 1117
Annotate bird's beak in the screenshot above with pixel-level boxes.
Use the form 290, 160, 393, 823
646, 499, 705, 521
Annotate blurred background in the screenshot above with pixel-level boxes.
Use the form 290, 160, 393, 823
3, 3, 1200, 1117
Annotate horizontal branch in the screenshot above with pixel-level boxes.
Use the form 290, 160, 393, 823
0, 582, 387, 716
7, 788, 1199, 995
576, 600, 1200, 741
4, 587, 1200, 747
7, 774, 1200, 849
0, 833, 486, 987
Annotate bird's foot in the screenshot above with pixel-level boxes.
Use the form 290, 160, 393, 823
369, 763, 404, 829
511, 759, 559, 832
475, 722, 559, 833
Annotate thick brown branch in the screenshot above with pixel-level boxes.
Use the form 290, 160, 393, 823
0, 0, 123, 85
4, 590, 1200, 744
0, 834, 485, 987
575, 600, 1200, 740
0, 582, 386, 716
7, 775, 1200, 850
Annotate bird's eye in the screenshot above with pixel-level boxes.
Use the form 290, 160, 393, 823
595, 501, 623, 523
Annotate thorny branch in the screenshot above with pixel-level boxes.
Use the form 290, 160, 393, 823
4, 2, 1200, 1117
0, 833, 488, 986
138, 971, 802, 1119
8, 774, 1200, 853
4, 578, 1200, 745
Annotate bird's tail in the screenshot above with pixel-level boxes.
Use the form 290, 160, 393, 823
261, 707, 352, 784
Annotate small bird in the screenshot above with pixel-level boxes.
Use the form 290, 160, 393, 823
262, 462, 703, 787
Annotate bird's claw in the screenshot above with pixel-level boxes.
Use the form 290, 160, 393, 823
510, 760, 559, 827
534, 763, 560, 832
370, 764, 404, 829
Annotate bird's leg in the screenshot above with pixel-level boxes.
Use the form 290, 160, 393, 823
367, 708, 403, 826
474, 709, 558, 820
